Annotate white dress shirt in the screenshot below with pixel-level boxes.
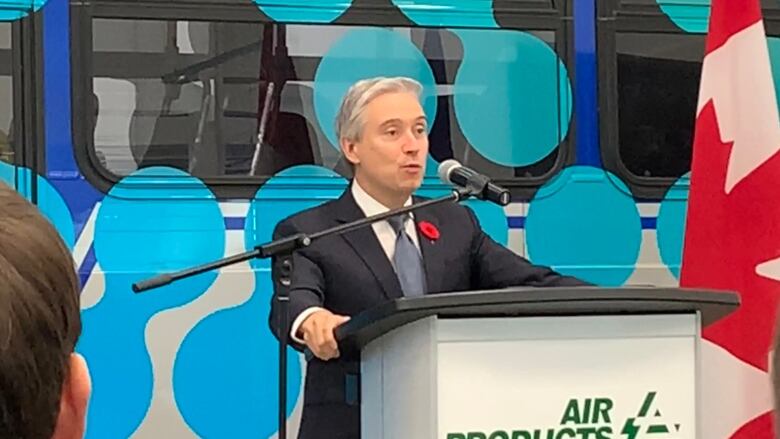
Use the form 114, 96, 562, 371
289, 180, 421, 343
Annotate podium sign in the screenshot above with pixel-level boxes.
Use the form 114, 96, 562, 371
337, 288, 736, 439
361, 314, 697, 439
437, 315, 696, 439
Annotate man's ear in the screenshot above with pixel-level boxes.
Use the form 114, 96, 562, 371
340, 138, 360, 166
52, 353, 91, 439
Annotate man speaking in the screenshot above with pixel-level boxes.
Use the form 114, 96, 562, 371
269, 76, 588, 439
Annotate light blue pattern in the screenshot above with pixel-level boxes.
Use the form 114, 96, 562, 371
313, 27, 438, 148
452, 29, 572, 167
657, 173, 690, 279
525, 166, 641, 286
253, 0, 351, 23
392, 0, 498, 28
419, 154, 508, 245
174, 165, 346, 438
246, 165, 348, 263
0, 162, 75, 249
463, 198, 508, 246
415, 185, 509, 246
173, 274, 300, 438
79, 167, 224, 439
0, 0, 47, 21
656, 0, 711, 33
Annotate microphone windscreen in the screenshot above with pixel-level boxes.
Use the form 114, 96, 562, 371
437, 159, 461, 184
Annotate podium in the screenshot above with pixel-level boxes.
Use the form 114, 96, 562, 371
335, 286, 739, 439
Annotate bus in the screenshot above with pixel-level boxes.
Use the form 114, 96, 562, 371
2, 0, 778, 437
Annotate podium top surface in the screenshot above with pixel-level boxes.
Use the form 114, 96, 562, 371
335, 286, 739, 350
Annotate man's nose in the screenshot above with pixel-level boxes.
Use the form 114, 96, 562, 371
401, 131, 421, 153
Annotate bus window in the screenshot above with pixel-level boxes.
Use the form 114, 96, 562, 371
600, 0, 780, 198
615, 32, 701, 180
599, 0, 706, 199
73, 2, 573, 198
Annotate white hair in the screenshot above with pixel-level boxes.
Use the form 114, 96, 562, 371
335, 76, 423, 143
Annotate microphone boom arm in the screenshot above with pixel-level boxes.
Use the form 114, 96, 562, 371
132, 187, 471, 293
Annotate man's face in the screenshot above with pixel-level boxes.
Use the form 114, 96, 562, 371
342, 91, 429, 202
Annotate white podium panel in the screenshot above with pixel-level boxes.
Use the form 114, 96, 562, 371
362, 314, 700, 439
437, 315, 698, 439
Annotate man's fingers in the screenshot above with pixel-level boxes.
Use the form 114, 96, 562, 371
326, 336, 338, 354
301, 312, 349, 361
321, 328, 340, 356
319, 327, 332, 350
314, 328, 338, 360
313, 345, 338, 361
310, 332, 331, 360
314, 347, 330, 360
304, 323, 324, 357
307, 327, 334, 360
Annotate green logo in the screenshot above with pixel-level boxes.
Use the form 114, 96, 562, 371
621, 392, 681, 439
446, 392, 681, 439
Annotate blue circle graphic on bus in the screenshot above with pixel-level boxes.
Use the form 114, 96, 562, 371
254, 0, 352, 23
174, 165, 346, 438
246, 165, 348, 266
657, 0, 710, 33
174, 274, 302, 439
415, 185, 509, 247
452, 30, 572, 167
657, 173, 690, 279
526, 166, 641, 286
0, 0, 48, 21
80, 167, 224, 439
0, 163, 75, 249
392, 0, 498, 28
419, 155, 509, 246
462, 199, 508, 246
313, 27, 438, 149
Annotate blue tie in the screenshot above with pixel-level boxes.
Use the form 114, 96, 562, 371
387, 215, 426, 297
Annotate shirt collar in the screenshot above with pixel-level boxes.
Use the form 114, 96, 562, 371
351, 179, 413, 218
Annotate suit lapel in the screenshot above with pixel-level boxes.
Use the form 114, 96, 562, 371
412, 197, 445, 294
334, 189, 404, 300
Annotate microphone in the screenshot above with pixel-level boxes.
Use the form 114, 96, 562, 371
437, 159, 511, 206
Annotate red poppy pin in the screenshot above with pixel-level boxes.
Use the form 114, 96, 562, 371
418, 221, 440, 241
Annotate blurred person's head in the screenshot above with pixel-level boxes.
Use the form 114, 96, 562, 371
0, 182, 90, 438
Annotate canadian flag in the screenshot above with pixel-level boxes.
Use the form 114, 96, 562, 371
680, 0, 780, 437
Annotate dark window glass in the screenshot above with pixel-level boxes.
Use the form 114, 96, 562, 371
615, 32, 702, 179
607, 0, 780, 188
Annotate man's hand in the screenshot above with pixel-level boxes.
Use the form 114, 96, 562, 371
299, 309, 350, 361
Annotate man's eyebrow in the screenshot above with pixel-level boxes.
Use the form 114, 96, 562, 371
378, 116, 427, 127
378, 118, 402, 127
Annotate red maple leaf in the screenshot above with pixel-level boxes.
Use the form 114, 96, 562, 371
682, 102, 780, 371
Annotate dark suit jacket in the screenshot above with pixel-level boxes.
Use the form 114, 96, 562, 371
269, 187, 588, 439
